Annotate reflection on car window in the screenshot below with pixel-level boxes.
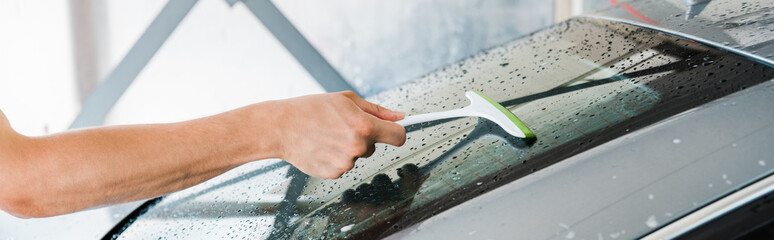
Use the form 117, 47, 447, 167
115, 18, 774, 239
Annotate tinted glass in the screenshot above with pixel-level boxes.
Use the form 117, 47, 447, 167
114, 18, 774, 239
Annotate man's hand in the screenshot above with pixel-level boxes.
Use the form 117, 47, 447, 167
267, 91, 406, 179
0, 92, 406, 218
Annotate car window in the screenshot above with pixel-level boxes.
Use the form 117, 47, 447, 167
274, 0, 554, 96
113, 18, 774, 239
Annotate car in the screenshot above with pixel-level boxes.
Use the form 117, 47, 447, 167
105, 0, 774, 239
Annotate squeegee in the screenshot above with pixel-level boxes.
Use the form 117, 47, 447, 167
396, 91, 535, 138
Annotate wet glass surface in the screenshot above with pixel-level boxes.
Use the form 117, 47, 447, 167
115, 18, 774, 239
273, 0, 553, 96
586, 0, 774, 63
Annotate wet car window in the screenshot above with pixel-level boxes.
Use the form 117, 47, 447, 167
113, 18, 774, 239
274, 1, 554, 95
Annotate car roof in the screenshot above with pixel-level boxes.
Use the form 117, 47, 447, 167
584, 0, 774, 66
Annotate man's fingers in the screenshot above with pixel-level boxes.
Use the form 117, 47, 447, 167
357, 99, 404, 121
368, 118, 407, 147
341, 91, 405, 121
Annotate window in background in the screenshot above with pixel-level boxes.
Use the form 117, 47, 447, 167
104, 0, 322, 126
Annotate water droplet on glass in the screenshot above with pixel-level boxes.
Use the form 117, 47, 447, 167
648, 194, 654, 200
340, 224, 355, 232
646, 215, 658, 228
672, 138, 681, 144
759, 160, 766, 166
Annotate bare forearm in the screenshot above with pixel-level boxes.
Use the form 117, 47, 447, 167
0, 91, 406, 218
1, 103, 278, 217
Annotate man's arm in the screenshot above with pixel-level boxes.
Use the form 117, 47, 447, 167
0, 91, 405, 218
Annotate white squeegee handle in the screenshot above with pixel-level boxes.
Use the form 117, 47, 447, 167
395, 108, 472, 127
393, 91, 534, 139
